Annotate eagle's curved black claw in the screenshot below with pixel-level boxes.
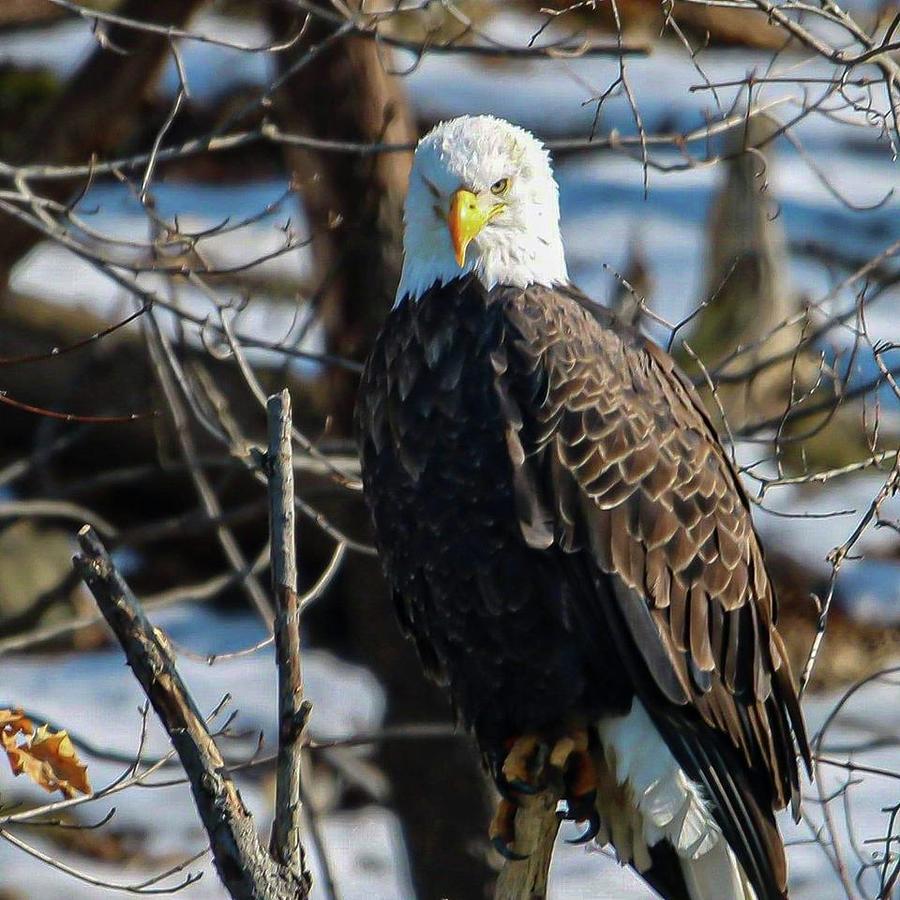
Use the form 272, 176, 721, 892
496, 772, 540, 802
566, 809, 601, 845
505, 778, 540, 796
492, 835, 529, 861
493, 729, 599, 858
490, 797, 528, 861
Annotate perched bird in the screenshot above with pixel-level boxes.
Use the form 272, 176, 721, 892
356, 115, 811, 900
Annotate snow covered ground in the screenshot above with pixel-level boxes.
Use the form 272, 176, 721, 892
0, 606, 410, 900
1, 607, 898, 899
1, 7, 897, 898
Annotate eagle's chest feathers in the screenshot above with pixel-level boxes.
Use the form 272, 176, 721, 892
368, 281, 529, 514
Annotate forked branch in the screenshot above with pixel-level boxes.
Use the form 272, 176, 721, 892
74, 526, 309, 900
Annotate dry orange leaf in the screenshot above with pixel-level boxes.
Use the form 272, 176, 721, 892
0, 708, 33, 738
1, 708, 91, 798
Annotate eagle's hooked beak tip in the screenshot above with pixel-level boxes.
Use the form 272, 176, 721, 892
448, 188, 502, 268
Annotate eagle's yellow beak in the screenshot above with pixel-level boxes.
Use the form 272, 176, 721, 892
448, 189, 502, 267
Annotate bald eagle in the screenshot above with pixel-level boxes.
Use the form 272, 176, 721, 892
356, 115, 811, 900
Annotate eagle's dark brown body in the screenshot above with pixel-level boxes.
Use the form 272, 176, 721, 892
356, 276, 810, 899
357, 277, 635, 744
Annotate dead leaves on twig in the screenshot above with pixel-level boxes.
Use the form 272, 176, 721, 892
1, 708, 92, 798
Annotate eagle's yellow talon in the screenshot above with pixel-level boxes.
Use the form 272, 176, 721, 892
501, 733, 542, 789
548, 735, 576, 771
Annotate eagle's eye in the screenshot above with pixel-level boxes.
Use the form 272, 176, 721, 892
490, 177, 511, 196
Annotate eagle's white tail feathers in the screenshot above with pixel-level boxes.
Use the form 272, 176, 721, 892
595, 700, 757, 900
596, 701, 719, 859
680, 839, 758, 900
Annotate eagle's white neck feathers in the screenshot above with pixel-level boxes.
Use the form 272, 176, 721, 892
396, 116, 568, 305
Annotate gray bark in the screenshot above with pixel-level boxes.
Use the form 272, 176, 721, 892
74, 526, 309, 900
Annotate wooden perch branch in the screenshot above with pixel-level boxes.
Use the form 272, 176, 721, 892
266, 389, 311, 886
73, 525, 309, 900
494, 793, 560, 900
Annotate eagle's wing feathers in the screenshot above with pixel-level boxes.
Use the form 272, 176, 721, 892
501, 284, 810, 809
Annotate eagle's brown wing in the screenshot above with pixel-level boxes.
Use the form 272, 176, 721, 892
498, 283, 811, 895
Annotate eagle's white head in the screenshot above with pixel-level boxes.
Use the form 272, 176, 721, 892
396, 115, 568, 304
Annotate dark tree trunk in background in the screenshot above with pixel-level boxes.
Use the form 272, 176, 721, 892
268, 6, 495, 898
0, 0, 65, 29
678, 112, 810, 430
337, 552, 496, 900
0, 0, 206, 286
268, 1, 414, 432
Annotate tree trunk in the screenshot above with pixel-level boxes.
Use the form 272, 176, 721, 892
268, 1, 414, 431
679, 112, 811, 429
0, 0, 65, 30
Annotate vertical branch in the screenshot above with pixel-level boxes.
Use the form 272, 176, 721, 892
266, 390, 310, 888
494, 793, 560, 900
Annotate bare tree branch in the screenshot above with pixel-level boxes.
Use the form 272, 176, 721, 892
73, 526, 310, 900
494, 792, 560, 900
266, 389, 311, 888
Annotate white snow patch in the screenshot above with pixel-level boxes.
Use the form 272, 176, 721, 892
0, 607, 405, 899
